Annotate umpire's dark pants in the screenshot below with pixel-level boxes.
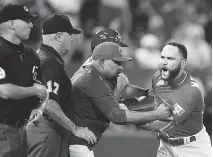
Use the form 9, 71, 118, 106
0, 123, 27, 157
26, 117, 69, 157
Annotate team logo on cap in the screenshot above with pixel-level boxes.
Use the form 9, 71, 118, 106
100, 34, 107, 39
118, 47, 123, 55
23, 6, 29, 12
0, 67, 6, 79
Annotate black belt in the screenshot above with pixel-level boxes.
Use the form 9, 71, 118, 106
158, 134, 196, 146
0, 118, 27, 127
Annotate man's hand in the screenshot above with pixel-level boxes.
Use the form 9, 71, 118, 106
72, 126, 97, 145
28, 109, 43, 126
33, 83, 47, 100
154, 103, 173, 121
146, 89, 154, 99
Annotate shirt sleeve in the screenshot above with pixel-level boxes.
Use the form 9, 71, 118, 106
86, 78, 127, 123
0, 46, 10, 84
171, 86, 202, 123
41, 59, 62, 103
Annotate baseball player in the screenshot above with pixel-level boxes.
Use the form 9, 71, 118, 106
81, 29, 154, 100
0, 4, 48, 157
137, 42, 212, 157
68, 42, 173, 157
26, 14, 97, 157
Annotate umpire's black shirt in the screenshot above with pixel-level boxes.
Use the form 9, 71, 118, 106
37, 44, 71, 114
0, 36, 42, 123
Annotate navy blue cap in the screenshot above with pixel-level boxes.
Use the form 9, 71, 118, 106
91, 29, 128, 51
0, 4, 38, 23
42, 13, 81, 35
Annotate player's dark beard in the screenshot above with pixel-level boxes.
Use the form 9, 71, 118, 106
166, 64, 181, 81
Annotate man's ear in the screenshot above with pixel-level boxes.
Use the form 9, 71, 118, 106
10, 20, 15, 30
99, 59, 105, 69
181, 59, 186, 70
55, 32, 63, 42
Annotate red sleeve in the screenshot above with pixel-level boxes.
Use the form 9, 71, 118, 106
171, 85, 202, 123
85, 78, 127, 124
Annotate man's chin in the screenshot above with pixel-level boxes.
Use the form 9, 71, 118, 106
161, 74, 170, 81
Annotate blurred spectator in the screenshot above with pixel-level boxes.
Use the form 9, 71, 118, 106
134, 34, 161, 70
80, 0, 100, 39
128, 0, 149, 42
170, 23, 211, 82
125, 33, 161, 88
204, 18, 212, 45
99, 0, 128, 27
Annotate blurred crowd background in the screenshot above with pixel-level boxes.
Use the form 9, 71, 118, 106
0, 0, 211, 156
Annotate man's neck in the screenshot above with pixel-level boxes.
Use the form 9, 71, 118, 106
43, 42, 67, 63
1, 33, 21, 45
170, 70, 184, 82
43, 41, 60, 52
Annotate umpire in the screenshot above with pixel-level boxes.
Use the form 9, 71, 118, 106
27, 13, 97, 157
0, 4, 47, 157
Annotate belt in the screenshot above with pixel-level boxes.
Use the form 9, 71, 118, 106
0, 118, 27, 128
158, 134, 196, 146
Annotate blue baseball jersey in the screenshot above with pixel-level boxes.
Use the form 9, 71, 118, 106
152, 71, 204, 137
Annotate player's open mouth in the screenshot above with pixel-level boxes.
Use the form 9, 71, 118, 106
162, 67, 169, 72
161, 67, 169, 76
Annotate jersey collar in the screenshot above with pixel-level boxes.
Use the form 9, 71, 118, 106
0, 36, 26, 54
168, 71, 187, 87
40, 44, 64, 65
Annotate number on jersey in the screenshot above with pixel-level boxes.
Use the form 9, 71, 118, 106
47, 80, 59, 94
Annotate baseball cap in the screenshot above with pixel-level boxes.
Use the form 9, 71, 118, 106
0, 4, 38, 24
42, 13, 81, 35
92, 42, 132, 62
91, 29, 128, 51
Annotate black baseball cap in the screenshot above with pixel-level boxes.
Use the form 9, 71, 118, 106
91, 29, 128, 51
0, 4, 38, 24
42, 13, 81, 35
92, 42, 132, 62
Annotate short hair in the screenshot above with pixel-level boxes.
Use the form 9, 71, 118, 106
166, 42, 187, 59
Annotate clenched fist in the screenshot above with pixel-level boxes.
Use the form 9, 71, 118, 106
33, 83, 47, 101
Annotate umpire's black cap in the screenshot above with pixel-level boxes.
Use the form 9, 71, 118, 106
42, 13, 81, 35
91, 29, 128, 51
0, 4, 38, 24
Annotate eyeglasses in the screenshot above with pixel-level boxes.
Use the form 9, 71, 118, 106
111, 60, 123, 66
